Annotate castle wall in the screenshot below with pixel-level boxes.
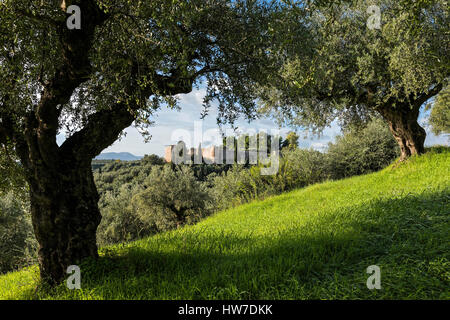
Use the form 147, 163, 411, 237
164, 145, 174, 163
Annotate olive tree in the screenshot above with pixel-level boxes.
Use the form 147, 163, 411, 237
258, 0, 449, 160
0, 0, 274, 284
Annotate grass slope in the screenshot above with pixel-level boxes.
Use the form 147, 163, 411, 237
1, 149, 449, 300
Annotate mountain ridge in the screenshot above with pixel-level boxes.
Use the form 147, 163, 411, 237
95, 152, 142, 161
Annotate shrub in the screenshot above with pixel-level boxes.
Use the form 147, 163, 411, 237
95, 120, 399, 245
132, 166, 213, 232
0, 192, 37, 274
210, 148, 328, 210
141, 154, 166, 165
325, 118, 400, 180
209, 165, 270, 210
96, 183, 152, 246
279, 148, 327, 189
427, 85, 450, 135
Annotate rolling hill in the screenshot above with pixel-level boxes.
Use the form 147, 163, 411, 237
95, 152, 142, 161
0, 148, 448, 300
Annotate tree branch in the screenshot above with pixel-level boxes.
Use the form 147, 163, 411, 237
12, 8, 61, 28
412, 83, 444, 110
60, 64, 197, 162
29, 0, 107, 167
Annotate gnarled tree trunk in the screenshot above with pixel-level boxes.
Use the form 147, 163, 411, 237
378, 102, 426, 161
26, 157, 101, 285
17, 105, 138, 285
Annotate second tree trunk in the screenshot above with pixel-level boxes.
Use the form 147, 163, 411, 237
378, 103, 426, 161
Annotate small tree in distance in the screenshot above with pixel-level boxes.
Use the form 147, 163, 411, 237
427, 85, 450, 136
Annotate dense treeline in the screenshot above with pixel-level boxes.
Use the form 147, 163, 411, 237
0, 119, 399, 273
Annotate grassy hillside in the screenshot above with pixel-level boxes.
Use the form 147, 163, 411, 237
1, 148, 449, 300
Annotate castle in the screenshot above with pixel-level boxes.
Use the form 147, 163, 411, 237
164, 142, 241, 164
165, 138, 275, 165
164, 144, 216, 163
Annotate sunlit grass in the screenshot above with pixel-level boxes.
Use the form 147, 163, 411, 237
1, 147, 449, 300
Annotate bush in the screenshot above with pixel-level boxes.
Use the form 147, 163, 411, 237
216, 163, 303, 210
0, 192, 37, 274
210, 119, 398, 210
279, 148, 327, 189
97, 165, 214, 245
325, 118, 400, 180
210, 149, 328, 210
132, 166, 213, 232
209, 165, 269, 210
428, 85, 450, 135
96, 183, 152, 246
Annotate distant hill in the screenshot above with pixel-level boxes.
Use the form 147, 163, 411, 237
95, 152, 142, 161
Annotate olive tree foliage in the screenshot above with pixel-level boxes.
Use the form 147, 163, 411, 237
0, 192, 37, 274
132, 166, 213, 232
0, 142, 27, 197
0, 0, 275, 138
427, 85, 450, 135
0, 0, 277, 284
257, 0, 449, 160
281, 131, 300, 150
96, 182, 149, 246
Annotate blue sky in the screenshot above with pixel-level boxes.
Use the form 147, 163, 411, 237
57, 88, 449, 157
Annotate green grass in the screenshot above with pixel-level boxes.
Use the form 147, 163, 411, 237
1, 148, 449, 300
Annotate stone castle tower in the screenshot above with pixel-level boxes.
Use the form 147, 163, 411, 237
164, 143, 216, 163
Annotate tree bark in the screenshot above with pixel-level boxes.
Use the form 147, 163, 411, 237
377, 103, 426, 161
27, 158, 101, 285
